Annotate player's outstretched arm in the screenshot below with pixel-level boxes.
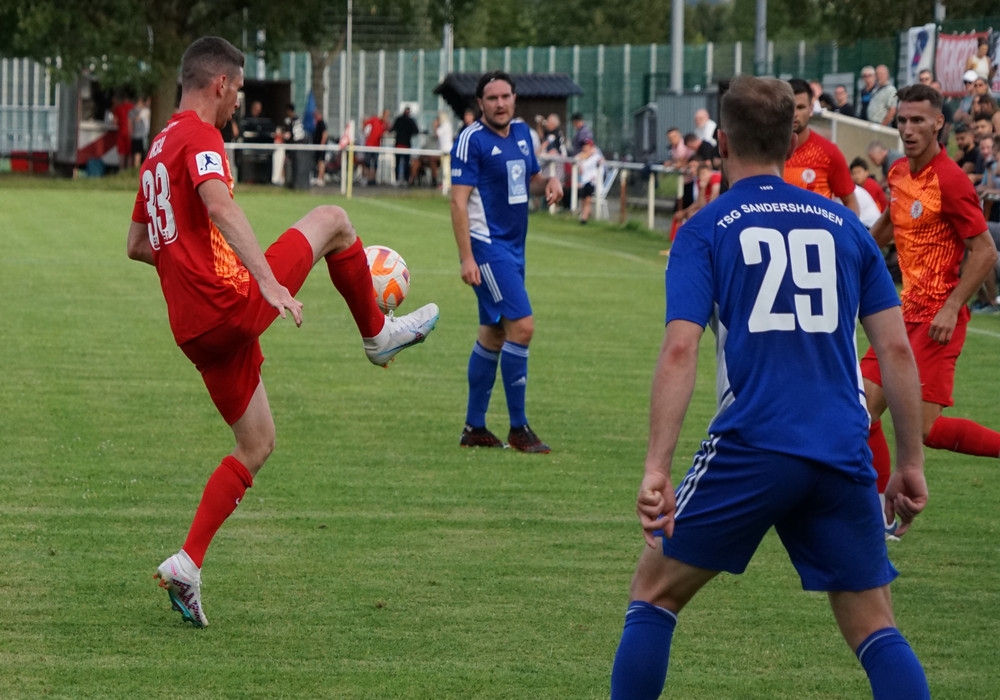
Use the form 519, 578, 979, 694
860, 306, 927, 534
640, 319, 703, 546
198, 179, 303, 326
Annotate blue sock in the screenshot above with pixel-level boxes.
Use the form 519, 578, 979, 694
466, 342, 499, 428
500, 341, 529, 428
610, 601, 677, 700
856, 627, 929, 700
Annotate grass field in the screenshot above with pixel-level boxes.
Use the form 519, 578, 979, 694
1, 177, 998, 699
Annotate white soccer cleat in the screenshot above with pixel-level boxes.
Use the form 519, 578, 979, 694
154, 550, 208, 628
363, 303, 440, 367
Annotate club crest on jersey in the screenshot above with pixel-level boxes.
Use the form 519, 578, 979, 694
910, 200, 923, 219
800, 168, 817, 184
518, 139, 530, 156
196, 151, 224, 176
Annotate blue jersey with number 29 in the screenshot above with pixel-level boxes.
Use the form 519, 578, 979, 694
665, 174, 900, 478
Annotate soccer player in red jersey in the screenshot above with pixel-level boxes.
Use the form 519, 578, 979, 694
128, 37, 439, 627
863, 84, 1000, 537
784, 78, 860, 216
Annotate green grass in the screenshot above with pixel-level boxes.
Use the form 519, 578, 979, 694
1, 178, 999, 698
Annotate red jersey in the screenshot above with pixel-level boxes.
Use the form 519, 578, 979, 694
131, 111, 249, 345
888, 148, 988, 322
862, 176, 888, 212
783, 129, 854, 200
364, 116, 387, 148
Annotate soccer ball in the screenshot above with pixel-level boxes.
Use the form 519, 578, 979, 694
364, 245, 410, 313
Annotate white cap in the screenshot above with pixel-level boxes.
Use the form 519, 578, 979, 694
964, 70, 980, 83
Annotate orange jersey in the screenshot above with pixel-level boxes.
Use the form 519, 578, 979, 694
888, 149, 987, 322
783, 129, 854, 200
132, 111, 249, 345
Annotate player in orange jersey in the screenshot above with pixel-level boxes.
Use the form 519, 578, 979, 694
784, 78, 860, 216
862, 84, 1000, 537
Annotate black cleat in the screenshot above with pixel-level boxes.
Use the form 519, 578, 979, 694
507, 425, 550, 454
460, 424, 507, 448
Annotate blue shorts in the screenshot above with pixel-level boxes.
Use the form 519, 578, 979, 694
472, 252, 532, 326
661, 436, 897, 592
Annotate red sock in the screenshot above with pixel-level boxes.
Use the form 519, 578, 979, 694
182, 456, 254, 569
925, 416, 1000, 457
325, 237, 385, 338
868, 419, 892, 493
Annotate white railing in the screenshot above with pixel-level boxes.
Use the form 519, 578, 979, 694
225, 141, 684, 230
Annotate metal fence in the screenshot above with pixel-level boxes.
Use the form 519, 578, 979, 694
3, 18, 998, 172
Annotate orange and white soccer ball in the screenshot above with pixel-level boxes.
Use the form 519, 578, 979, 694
364, 245, 410, 313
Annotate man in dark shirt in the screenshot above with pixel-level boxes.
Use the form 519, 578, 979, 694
391, 107, 420, 185
955, 122, 984, 184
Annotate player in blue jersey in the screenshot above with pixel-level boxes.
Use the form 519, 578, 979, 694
450, 71, 564, 453
609, 76, 930, 699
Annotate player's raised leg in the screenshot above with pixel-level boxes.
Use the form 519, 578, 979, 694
290, 205, 439, 366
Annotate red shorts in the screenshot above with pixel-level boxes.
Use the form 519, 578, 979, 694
860, 312, 968, 408
180, 228, 314, 425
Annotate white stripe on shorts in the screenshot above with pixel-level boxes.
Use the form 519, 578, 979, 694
674, 435, 720, 518
480, 263, 503, 303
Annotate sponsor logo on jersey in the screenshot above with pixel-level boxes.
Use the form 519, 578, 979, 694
196, 151, 225, 176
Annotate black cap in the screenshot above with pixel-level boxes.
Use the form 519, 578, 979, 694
571, 112, 583, 121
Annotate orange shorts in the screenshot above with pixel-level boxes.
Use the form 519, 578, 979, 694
860, 311, 968, 408
180, 228, 313, 425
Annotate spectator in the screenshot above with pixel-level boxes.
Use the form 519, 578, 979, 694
390, 106, 420, 186
130, 95, 151, 169
112, 92, 135, 171
535, 113, 567, 191
459, 107, 477, 134
971, 85, 997, 124
867, 140, 904, 187
663, 127, 691, 169
868, 64, 898, 127
692, 108, 717, 146
311, 109, 328, 186
833, 84, 854, 116
850, 156, 888, 213
855, 65, 877, 121
954, 122, 984, 183
570, 112, 594, 155
917, 69, 934, 86
360, 110, 388, 186
929, 80, 954, 147
966, 36, 995, 83
575, 138, 603, 224
671, 161, 722, 235
410, 111, 453, 187
684, 132, 718, 168
974, 114, 995, 141
954, 70, 980, 124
